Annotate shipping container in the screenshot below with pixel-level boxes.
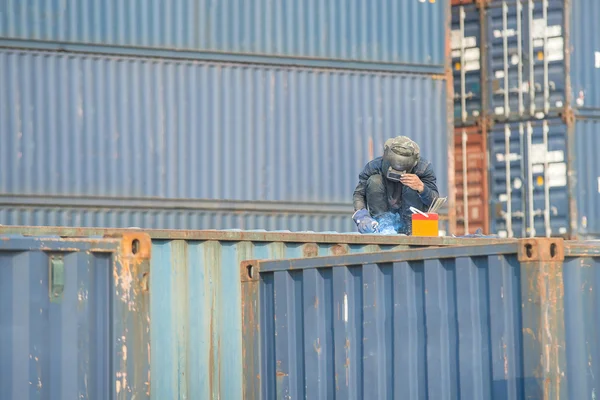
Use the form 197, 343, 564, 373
0, 233, 151, 400
0, 0, 448, 72
569, 0, 600, 116
488, 117, 600, 239
451, 1, 485, 125
0, 226, 512, 399
0, 48, 452, 231
570, 117, 600, 237
454, 126, 489, 235
242, 238, 600, 399
485, 0, 600, 120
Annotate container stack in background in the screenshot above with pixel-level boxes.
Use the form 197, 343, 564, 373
0, 0, 454, 234
451, 0, 600, 238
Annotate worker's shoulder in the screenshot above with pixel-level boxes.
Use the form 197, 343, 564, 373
415, 158, 434, 174
364, 157, 383, 170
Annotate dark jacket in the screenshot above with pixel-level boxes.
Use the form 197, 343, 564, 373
353, 156, 439, 234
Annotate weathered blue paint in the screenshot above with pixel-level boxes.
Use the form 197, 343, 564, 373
452, 2, 483, 125
571, 117, 600, 237
0, 234, 151, 400
249, 238, 598, 399
0, 48, 450, 232
248, 242, 533, 399
570, 0, 600, 115
0, 226, 510, 400
0, 0, 448, 70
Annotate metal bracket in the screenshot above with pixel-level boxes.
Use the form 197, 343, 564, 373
518, 238, 565, 262
49, 255, 65, 302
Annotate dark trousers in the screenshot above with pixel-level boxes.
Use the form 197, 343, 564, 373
365, 174, 391, 217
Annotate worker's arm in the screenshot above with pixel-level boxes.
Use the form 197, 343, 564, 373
416, 162, 439, 207
352, 159, 381, 211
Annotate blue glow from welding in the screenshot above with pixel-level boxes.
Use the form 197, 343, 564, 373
375, 212, 404, 235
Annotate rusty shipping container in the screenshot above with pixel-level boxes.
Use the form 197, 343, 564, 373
0, 0, 448, 73
0, 233, 152, 400
242, 238, 600, 399
0, 226, 510, 399
454, 126, 490, 235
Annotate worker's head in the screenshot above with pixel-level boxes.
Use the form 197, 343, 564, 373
382, 136, 420, 182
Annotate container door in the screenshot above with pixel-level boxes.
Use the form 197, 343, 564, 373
455, 127, 490, 235
0, 235, 150, 400
451, 2, 483, 125
489, 119, 570, 237
486, 0, 565, 120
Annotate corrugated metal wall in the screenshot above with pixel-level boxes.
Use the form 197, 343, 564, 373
246, 238, 600, 399
0, 0, 447, 70
0, 203, 357, 232
0, 226, 511, 400
0, 234, 151, 400
255, 246, 523, 399
572, 117, 600, 237
563, 246, 600, 399
0, 48, 449, 231
570, 0, 600, 114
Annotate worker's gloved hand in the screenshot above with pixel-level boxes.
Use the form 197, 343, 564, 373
352, 209, 379, 234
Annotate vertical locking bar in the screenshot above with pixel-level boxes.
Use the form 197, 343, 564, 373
49, 255, 65, 303
462, 129, 469, 234
460, 6, 467, 124
505, 124, 514, 238
527, 121, 536, 237
542, 0, 550, 114
519, 123, 527, 237
517, 0, 525, 116
502, 1, 510, 118
528, 0, 536, 116
543, 120, 552, 237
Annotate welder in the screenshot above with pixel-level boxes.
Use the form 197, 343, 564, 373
352, 136, 439, 235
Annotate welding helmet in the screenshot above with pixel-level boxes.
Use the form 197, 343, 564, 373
381, 136, 420, 182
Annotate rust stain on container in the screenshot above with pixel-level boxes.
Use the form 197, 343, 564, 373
302, 243, 319, 258
330, 244, 349, 256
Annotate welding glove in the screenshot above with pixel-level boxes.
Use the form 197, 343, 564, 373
352, 209, 379, 234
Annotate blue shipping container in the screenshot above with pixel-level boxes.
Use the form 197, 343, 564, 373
0, 226, 499, 400
0, 233, 152, 400
0, 48, 450, 231
0, 0, 448, 72
489, 119, 569, 238
451, 2, 483, 125
571, 117, 600, 237
243, 238, 600, 399
489, 117, 600, 239
570, 0, 600, 116
485, 0, 600, 120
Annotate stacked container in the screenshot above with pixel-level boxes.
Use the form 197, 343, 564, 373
451, 0, 600, 238
0, 0, 453, 233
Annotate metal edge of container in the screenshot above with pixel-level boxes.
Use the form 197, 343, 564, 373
0, 225, 506, 246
